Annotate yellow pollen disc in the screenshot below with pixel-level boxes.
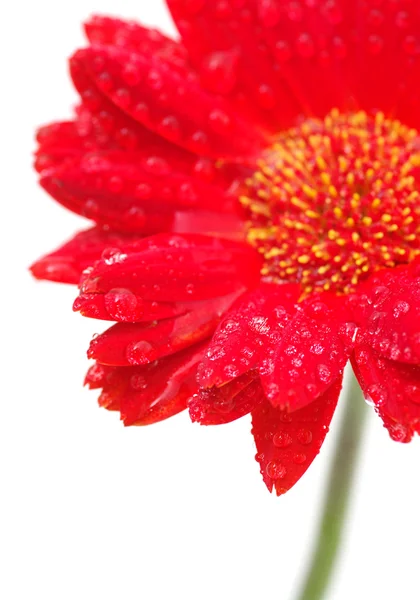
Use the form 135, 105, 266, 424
242, 109, 420, 294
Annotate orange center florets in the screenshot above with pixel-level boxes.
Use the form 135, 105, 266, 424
241, 109, 420, 294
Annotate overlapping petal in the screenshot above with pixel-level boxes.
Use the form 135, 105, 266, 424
31, 4, 420, 498
197, 283, 300, 388
260, 294, 355, 410
85, 342, 206, 425
168, 0, 420, 130
349, 263, 420, 364
352, 344, 420, 443
40, 149, 239, 233
30, 227, 139, 284
189, 372, 264, 425
78, 233, 261, 301
197, 285, 354, 412
70, 42, 265, 161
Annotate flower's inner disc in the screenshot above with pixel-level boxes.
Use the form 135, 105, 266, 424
242, 109, 420, 294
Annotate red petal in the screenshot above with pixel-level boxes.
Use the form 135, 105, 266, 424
252, 377, 343, 495
84, 15, 189, 71
167, 0, 303, 131
261, 294, 355, 411
350, 265, 420, 364
352, 345, 420, 443
197, 283, 300, 388
79, 234, 261, 302
70, 44, 265, 160
88, 292, 239, 366
35, 119, 97, 172
86, 342, 206, 425
169, 0, 420, 130
189, 372, 264, 425
74, 291, 190, 323
30, 227, 139, 284
40, 149, 235, 226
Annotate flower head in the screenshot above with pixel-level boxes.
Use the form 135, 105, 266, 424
32, 3, 420, 495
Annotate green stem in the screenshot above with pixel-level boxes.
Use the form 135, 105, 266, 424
294, 370, 367, 600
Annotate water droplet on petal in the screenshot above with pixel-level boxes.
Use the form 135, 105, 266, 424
293, 453, 307, 464
126, 340, 154, 365
316, 364, 332, 384
297, 428, 313, 445
266, 460, 287, 479
273, 432, 293, 448
104, 288, 138, 321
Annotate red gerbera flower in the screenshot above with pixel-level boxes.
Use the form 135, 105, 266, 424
32, 2, 420, 495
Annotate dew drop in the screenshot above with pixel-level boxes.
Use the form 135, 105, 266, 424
104, 288, 138, 321
293, 453, 307, 464
101, 248, 127, 265
388, 423, 409, 443
200, 51, 239, 95
159, 116, 181, 141
208, 109, 232, 134
126, 340, 154, 365
256, 84, 277, 109
366, 383, 387, 406
393, 300, 410, 318
368, 35, 384, 55
296, 33, 315, 58
257, 0, 282, 28
273, 432, 293, 448
130, 374, 148, 391
297, 428, 313, 445
266, 460, 287, 479
274, 40, 292, 62
316, 364, 332, 384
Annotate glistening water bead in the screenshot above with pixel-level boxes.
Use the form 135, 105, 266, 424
241, 109, 420, 294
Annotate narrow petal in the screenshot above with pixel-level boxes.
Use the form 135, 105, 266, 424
79, 234, 261, 302
70, 44, 265, 160
88, 292, 240, 367
252, 377, 343, 495
30, 227, 139, 284
352, 345, 420, 443
35, 119, 97, 172
85, 342, 206, 425
197, 283, 300, 388
189, 373, 264, 425
74, 291, 190, 323
260, 294, 355, 410
40, 149, 236, 231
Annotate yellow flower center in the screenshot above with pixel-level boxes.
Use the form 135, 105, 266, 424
241, 109, 420, 294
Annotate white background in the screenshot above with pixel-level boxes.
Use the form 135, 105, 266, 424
1, 1, 420, 599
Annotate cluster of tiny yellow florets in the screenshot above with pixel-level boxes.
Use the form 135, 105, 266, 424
241, 109, 420, 294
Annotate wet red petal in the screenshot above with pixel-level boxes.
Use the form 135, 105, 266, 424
197, 283, 300, 388
167, 0, 303, 132
352, 345, 420, 443
189, 372, 264, 425
40, 149, 235, 226
86, 342, 206, 425
260, 294, 355, 411
35, 119, 97, 172
70, 44, 265, 160
88, 291, 240, 367
79, 233, 261, 302
30, 227, 139, 284
350, 264, 420, 364
252, 376, 343, 495
74, 291, 190, 323
84, 15, 189, 71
